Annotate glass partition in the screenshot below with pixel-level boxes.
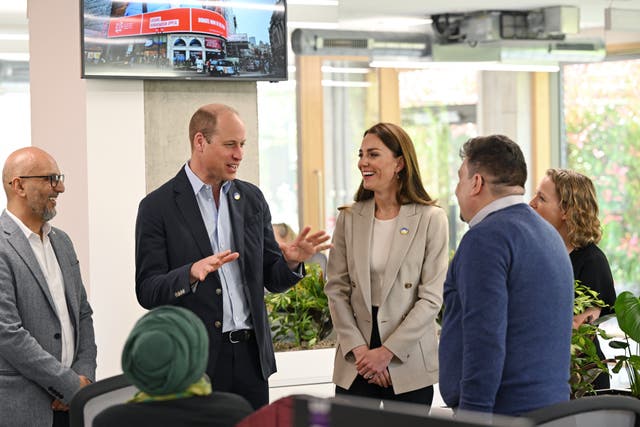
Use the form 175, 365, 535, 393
399, 68, 479, 250
0, 64, 31, 208
258, 78, 299, 230
322, 60, 378, 233
562, 58, 640, 293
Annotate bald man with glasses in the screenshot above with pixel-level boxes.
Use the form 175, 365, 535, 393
0, 147, 96, 427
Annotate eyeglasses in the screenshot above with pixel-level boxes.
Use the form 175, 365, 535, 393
17, 174, 65, 188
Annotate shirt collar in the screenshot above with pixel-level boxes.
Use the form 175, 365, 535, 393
5, 209, 51, 239
184, 162, 231, 195
468, 194, 524, 228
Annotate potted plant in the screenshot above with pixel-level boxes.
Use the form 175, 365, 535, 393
570, 280, 610, 398
265, 263, 333, 350
608, 291, 640, 397
264, 263, 335, 400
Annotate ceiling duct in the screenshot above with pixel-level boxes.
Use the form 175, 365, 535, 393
432, 6, 580, 45
430, 6, 604, 64
291, 29, 431, 59
432, 38, 606, 64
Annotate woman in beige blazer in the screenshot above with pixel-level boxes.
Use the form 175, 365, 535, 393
325, 122, 449, 406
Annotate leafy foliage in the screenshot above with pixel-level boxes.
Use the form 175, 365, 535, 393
265, 263, 332, 350
570, 280, 610, 399
574, 280, 608, 315
609, 291, 640, 397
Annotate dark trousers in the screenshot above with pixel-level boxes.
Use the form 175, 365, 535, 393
209, 334, 268, 410
336, 307, 434, 407
52, 410, 69, 427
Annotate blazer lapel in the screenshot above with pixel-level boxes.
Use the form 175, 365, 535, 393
50, 231, 79, 328
379, 204, 421, 305
227, 181, 245, 273
353, 200, 375, 312
1, 212, 57, 313
173, 168, 214, 258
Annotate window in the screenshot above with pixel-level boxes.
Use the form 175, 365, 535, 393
257, 79, 299, 230
399, 68, 479, 249
323, 60, 378, 233
562, 58, 640, 292
0, 66, 31, 208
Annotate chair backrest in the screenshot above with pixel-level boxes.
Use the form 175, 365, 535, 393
291, 395, 532, 427
69, 374, 138, 427
525, 395, 640, 427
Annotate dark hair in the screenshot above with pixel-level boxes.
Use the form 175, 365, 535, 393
460, 135, 527, 193
354, 122, 435, 206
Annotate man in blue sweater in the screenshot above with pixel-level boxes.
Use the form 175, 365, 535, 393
439, 135, 573, 416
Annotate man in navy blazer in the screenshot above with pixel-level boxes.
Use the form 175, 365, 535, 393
0, 147, 96, 427
135, 104, 330, 409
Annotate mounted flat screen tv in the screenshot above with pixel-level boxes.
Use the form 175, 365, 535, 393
81, 0, 287, 81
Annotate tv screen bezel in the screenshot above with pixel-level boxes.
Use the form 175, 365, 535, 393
80, 0, 288, 82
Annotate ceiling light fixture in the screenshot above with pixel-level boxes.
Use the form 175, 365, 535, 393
0, 33, 29, 41
288, 21, 339, 30
287, 0, 338, 6
321, 80, 371, 88
369, 60, 559, 73
321, 65, 370, 74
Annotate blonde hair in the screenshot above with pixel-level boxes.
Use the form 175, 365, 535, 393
272, 222, 296, 243
546, 168, 602, 248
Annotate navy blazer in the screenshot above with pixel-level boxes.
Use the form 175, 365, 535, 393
135, 167, 301, 379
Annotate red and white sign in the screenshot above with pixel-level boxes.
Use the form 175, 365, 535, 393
108, 8, 227, 38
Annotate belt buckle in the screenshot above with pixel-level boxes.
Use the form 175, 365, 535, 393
229, 330, 241, 344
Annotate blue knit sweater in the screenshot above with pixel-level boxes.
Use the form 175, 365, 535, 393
439, 203, 573, 416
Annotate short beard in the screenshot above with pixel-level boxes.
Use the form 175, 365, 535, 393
42, 207, 56, 222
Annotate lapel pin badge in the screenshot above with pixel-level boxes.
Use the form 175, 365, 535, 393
400, 227, 409, 235
233, 192, 241, 200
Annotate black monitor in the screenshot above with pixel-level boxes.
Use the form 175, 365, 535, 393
81, 0, 288, 81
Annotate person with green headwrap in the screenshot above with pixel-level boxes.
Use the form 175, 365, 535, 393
94, 306, 253, 427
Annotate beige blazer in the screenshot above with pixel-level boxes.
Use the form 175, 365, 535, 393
325, 200, 449, 394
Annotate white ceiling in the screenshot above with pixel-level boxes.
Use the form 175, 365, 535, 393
287, 0, 640, 30
2, 0, 639, 58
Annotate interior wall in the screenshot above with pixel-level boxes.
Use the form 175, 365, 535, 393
85, 79, 147, 379
28, 0, 90, 291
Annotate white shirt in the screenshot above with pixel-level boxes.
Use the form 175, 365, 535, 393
468, 195, 525, 228
6, 210, 75, 367
370, 216, 398, 307
184, 163, 252, 332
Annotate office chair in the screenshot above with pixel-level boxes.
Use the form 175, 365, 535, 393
525, 395, 640, 427
69, 374, 138, 427
292, 395, 532, 427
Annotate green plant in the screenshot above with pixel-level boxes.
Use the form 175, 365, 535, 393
609, 291, 640, 397
264, 263, 332, 350
570, 280, 610, 399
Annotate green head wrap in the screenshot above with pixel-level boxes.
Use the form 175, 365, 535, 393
122, 306, 209, 396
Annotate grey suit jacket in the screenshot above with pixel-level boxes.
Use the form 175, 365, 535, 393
325, 200, 449, 394
0, 211, 97, 427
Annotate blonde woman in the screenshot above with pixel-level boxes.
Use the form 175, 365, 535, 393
530, 168, 616, 390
